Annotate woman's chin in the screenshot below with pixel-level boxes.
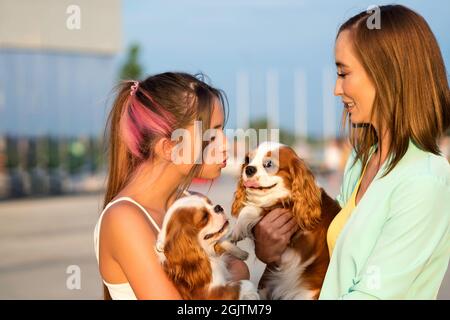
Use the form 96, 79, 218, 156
348, 111, 369, 125
350, 115, 363, 125
198, 169, 221, 180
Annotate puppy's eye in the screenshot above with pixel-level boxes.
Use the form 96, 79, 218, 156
263, 160, 273, 168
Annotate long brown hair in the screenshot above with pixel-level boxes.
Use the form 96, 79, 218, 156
338, 5, 450, 175
101, 72, 228, 299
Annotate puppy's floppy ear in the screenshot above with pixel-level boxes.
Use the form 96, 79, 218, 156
231, 161, 247, 217
162, 214, 212, 290
289, 155, 322, 230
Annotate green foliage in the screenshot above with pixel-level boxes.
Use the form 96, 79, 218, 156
47, 136, 61, 169
119, 43, 143, 80
5, 137, 19, 169
67, 138, 86, 175
26, 139, 38, 169
86, 136, 104, 173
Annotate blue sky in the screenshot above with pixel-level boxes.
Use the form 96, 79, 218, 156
118, 0, 450, 138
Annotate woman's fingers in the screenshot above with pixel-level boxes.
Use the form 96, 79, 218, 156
279, 217, 299, 236
271, 209, 294, 228
253, 209, 296, 265
264, 207, 291, 223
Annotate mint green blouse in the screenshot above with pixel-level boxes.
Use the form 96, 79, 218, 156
319, 140, 450, 300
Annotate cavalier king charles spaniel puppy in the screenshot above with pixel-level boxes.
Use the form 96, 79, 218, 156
155, 194, 259, 300
231, 141, 341, 299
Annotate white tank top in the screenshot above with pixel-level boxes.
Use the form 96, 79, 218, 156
93, 197, 162, 300
93, 191, 191, 300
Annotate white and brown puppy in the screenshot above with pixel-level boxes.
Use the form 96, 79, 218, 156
231, 141, 341, 299
155, 195, 259, 300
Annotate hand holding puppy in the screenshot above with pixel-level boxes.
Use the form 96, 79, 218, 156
253, 208, 299, 265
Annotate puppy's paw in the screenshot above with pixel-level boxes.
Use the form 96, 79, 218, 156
230, 229, 244, 243
220, 240, 249, 261
233, 247, 249, 261
238, 280, 260, 300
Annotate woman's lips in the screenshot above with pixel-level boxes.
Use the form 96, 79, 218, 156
344, 102, 355, 112
218, 155, 228, 168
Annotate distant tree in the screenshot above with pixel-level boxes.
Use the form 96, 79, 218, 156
26, 138, 37, 170
48, 136, 66, 195
119, 43, 143, 80
86, 136, 104, 174
5, 136, 25, 197
68, 137, 86, 175
5, 136, 19, 169
47, 136, 61, 169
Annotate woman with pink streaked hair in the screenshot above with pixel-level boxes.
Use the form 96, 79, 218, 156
93, 72, 247, 299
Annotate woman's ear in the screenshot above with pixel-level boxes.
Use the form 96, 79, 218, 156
154, 137, 176, 162
289, 156, 322, 230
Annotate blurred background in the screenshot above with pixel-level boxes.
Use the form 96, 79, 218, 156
0, 0, 448, 299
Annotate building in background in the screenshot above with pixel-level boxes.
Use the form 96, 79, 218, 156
0, 0, 122, 198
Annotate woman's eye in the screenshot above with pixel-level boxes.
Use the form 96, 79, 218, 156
337, 72, 347, 78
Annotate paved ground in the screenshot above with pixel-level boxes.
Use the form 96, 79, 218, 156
0, 173, 448, 299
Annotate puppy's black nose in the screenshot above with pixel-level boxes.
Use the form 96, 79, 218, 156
214, 205, 224, 213
245, 165, 257, 177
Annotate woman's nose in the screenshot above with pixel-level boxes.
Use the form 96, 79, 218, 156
334, 78, 343, 97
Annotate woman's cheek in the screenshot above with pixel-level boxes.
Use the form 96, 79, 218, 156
342, 76, 356, 100
198, 164, 221, 179
205, 141, 223, 165
183, 163, 196, 175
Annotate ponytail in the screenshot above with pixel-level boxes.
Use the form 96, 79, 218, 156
103, 83, 138, 208
102, 83, 136, 300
